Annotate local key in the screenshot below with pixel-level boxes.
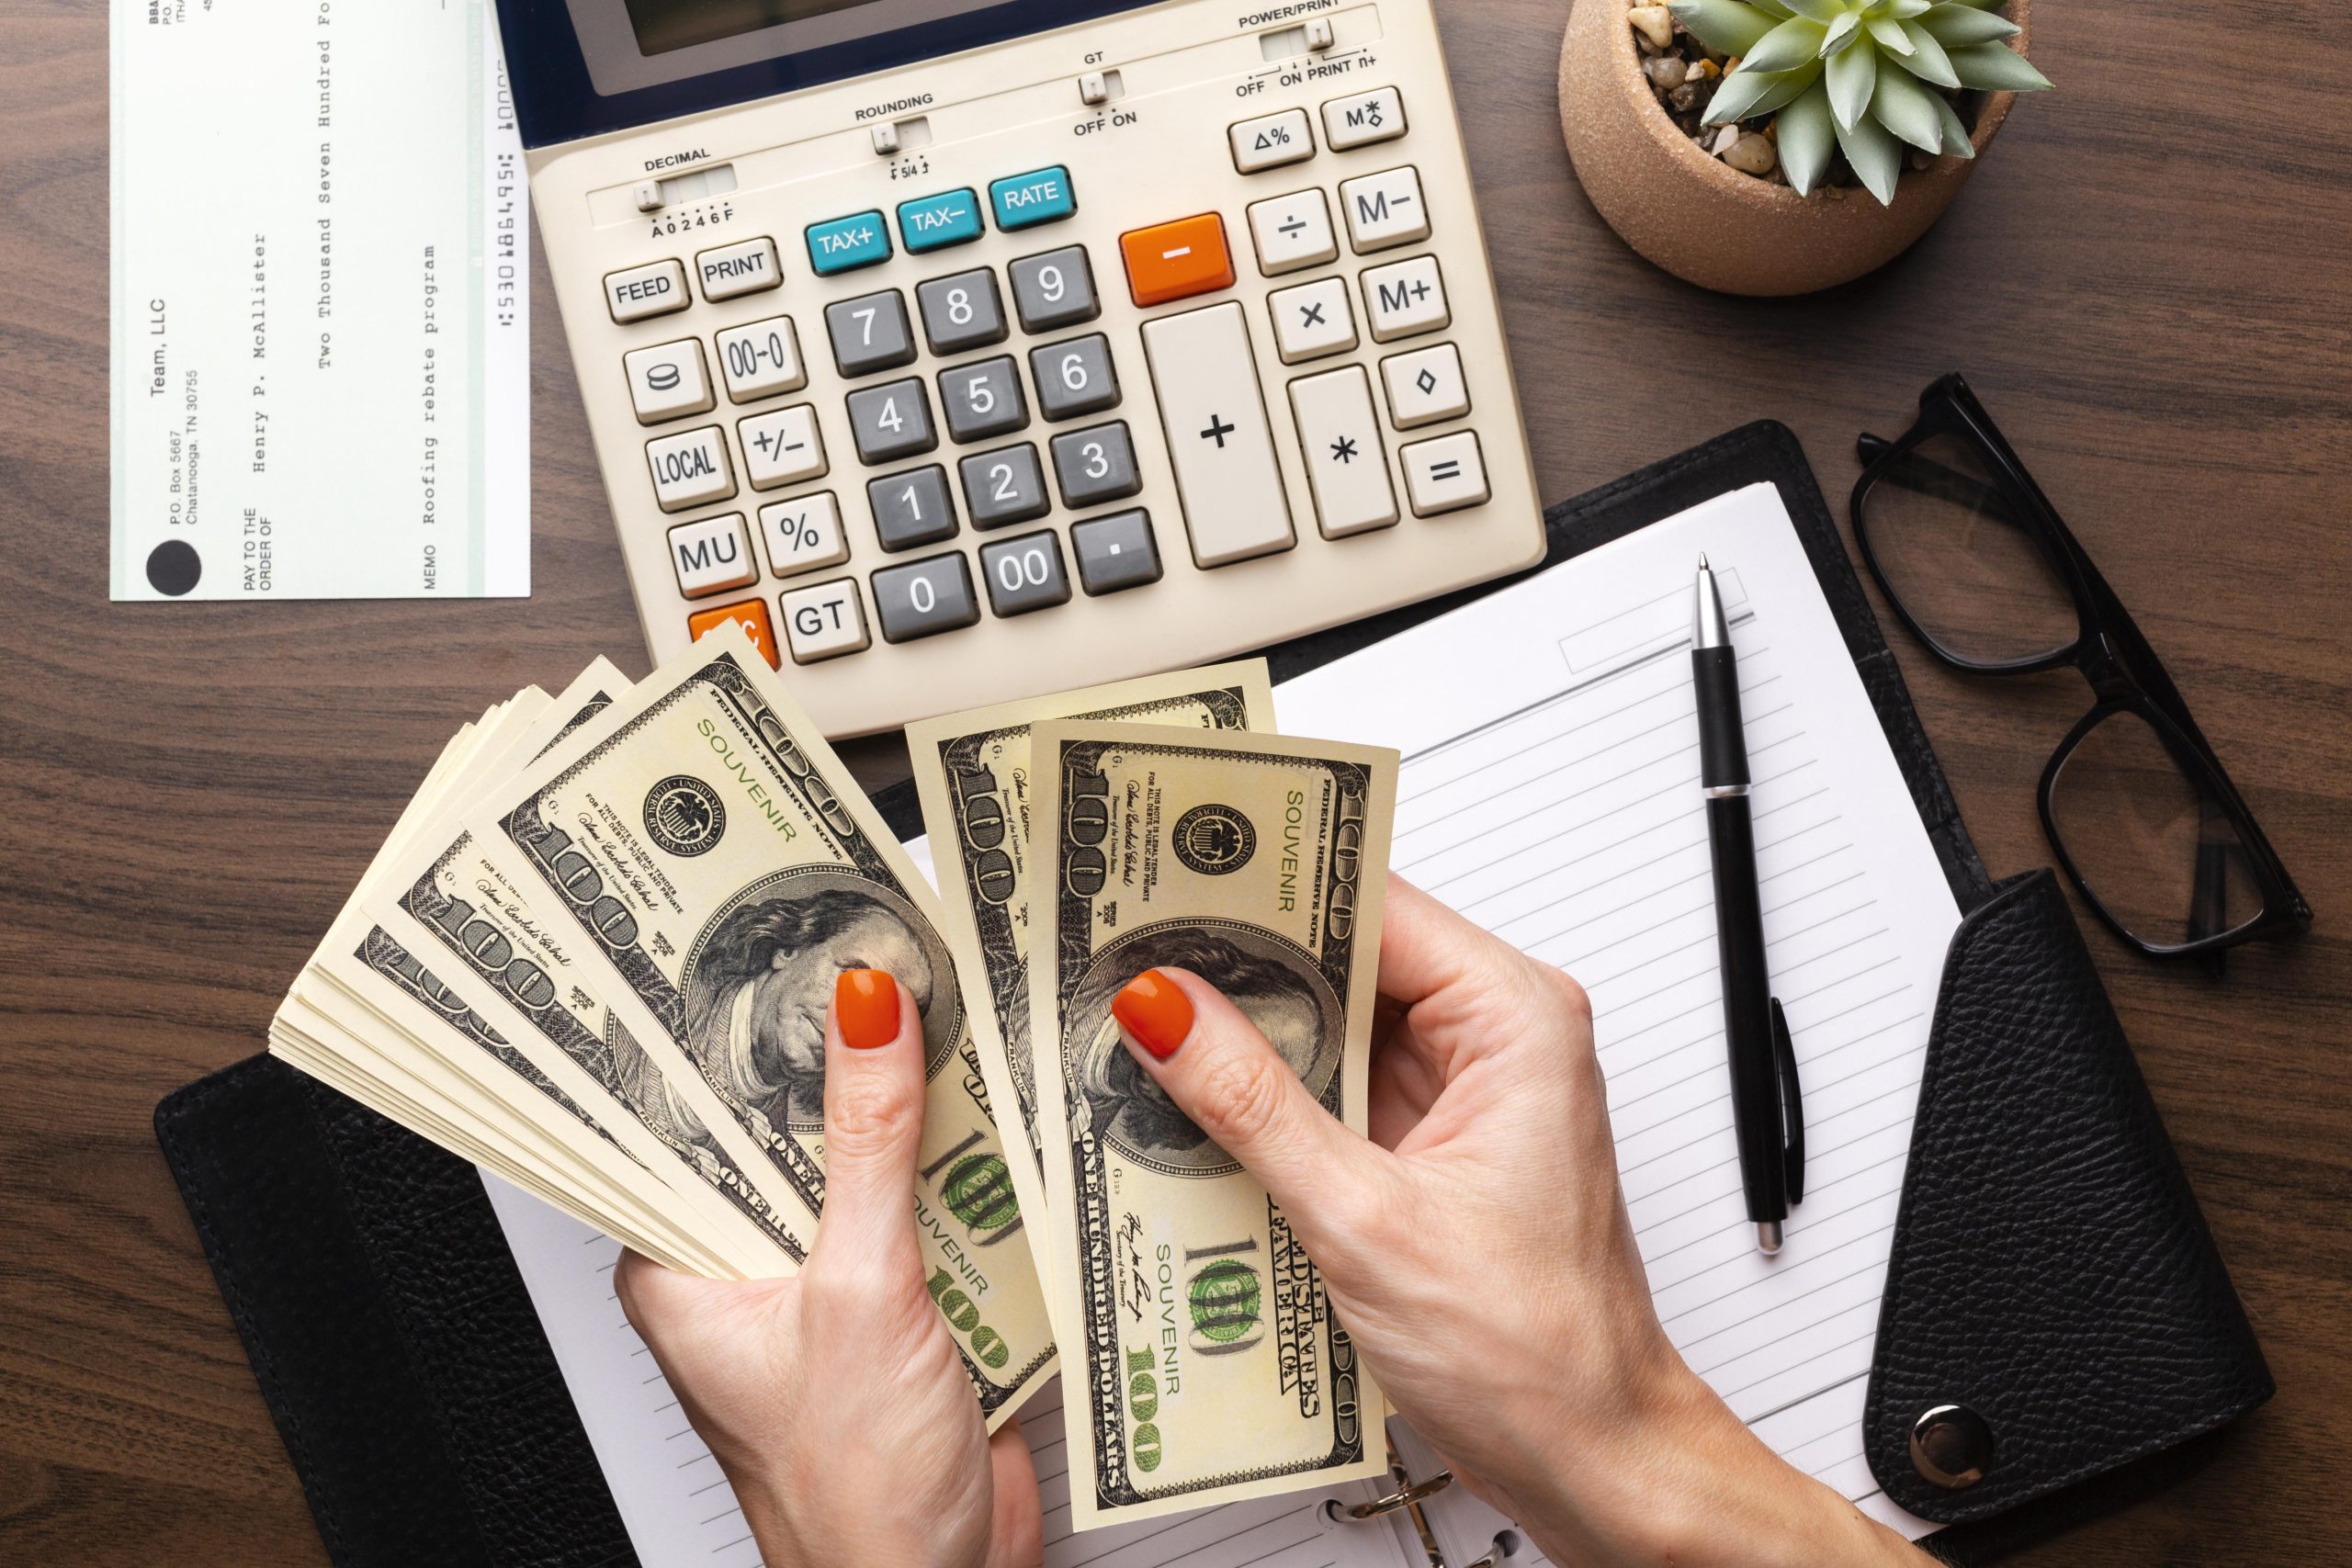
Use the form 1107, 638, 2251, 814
1290, 367, 1397, 538
1139, 301, 1295, 566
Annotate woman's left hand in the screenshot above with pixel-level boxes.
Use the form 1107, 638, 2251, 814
617, 968, 1043, 1568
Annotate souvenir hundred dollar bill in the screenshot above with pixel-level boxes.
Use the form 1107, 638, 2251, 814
905, 663, 1275, 1263
460, 620, 1056, 1427
1028, 721, 1397, 1528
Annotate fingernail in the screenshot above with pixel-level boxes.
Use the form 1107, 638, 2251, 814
834, 969, 899, 1050
1113, 969, 1193, 1060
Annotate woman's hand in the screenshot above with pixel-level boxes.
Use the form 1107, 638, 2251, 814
1108, 876, 1929, 1568
617, 969, 1042, 1568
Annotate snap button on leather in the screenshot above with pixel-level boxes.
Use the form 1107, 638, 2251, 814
1910, 1404, 1996, 1488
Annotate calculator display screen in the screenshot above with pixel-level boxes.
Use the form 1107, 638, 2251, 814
624, 0, 890, 57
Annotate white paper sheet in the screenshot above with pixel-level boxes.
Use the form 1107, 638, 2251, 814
110, 0, 529, 599
1275, 484, 1951, 1548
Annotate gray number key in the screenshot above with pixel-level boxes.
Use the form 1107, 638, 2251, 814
978, 530, 1072, 616
1049, 420, 1141, 508
1009, 246, 1101, 333
825, 289, 916, 378
938, 355, 1028, 443
1070, 508, 1162, 594
915, 268, 1008, 355
1029, 333, 1120, 421
958, 443, 1050, 529
845, 377, 937, 463
866, 465, 957, 551
872, 552, 981, 642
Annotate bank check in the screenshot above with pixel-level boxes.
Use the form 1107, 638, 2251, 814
110, 0, 530, 600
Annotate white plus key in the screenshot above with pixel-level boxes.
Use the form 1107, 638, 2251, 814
1246, 188, 1338, 276
1340, 166, 1430, 252
1362, 254, 1451, 341
1139, 301, 1295, 567
1289, 366, 1397, 538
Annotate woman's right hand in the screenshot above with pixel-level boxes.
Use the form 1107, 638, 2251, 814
1107, 875, 1929, 1568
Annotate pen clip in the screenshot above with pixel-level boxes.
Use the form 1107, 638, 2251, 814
1770, 998, 1805, 1205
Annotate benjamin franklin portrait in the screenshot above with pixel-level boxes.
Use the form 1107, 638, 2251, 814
1068, 923, 1340, 1175
679, 872, 958, 1134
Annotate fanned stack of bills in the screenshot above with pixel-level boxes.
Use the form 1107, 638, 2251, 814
272, 626, 1399, 1526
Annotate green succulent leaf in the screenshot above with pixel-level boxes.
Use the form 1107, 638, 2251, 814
1702, 59, 1823, 122
1743, 14, 1829, 71
1779, 0, 1848, 23
1883, 0, 1933, 17
1747, 0, 1798, 17
1817, 10, 1863, 55
1916, 4, 2019, 46
1932, 91, 1977, 157
1870, 62, 1945, 151
1866, 15, 1915, 54
1895, 21, 1961, 85
1776, 79, 1838, 194
1947, 40, 2052, 90
1667, 0, 1782, 57
1834, 107, 1904, 203
1825, 32, 1877, 127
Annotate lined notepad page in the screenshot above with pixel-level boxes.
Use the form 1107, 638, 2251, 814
1277, 484, 1953, 1551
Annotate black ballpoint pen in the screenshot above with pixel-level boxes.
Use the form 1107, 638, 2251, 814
1692, 554, 1805, 1256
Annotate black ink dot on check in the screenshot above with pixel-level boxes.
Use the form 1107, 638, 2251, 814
146, 540, 202, 596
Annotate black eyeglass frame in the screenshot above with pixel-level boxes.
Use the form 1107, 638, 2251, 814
1851, 372, 2311, 958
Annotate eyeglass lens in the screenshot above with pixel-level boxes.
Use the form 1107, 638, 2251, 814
2047, 705, 2267, 950
1862, 431, 2078, 666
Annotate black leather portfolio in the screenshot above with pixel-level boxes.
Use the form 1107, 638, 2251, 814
156, 422, 2270, 1567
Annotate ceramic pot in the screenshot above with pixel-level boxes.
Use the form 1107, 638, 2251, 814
1558, 0, 2030, 295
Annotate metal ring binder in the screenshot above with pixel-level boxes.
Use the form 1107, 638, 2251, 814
1335, 1469, 1454, 1519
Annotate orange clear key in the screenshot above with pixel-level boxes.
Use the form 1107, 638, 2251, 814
1119, 214, 1235, 307
687, 599, 780, 667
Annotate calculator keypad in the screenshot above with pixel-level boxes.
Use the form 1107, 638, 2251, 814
1050, 421, 1143, 508
1029, 334, 1121, 421
1009, 247, 1101, 332
827, 291, 918, 377
960, 444, 1051, 527
606, 78, 1508, 693
846, 378, 938, 464
916, 269, 1010, 354
740, 405, 827, 490
715, 317, 808, 404
626, 339, 717, 424
938, 356, 1029, 443
873, 553, 982, 642
758, 492, 849, 578
978, 530, 1072, 616
868, 466, 959, 551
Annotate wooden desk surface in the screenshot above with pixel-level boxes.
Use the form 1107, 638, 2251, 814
2, 0, 2345, 1559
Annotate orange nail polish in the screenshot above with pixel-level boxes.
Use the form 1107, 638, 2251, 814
1112, 969, 1193, 1060
835, 969, 899, 1050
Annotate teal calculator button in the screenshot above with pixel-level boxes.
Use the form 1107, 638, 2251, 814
897, 188, 984, 253
806, 210, 891, 275
989, 167, 1076, 231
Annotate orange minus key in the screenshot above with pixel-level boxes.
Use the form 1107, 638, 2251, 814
1119, 213, 1235, 307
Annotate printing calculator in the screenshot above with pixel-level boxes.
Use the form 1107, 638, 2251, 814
498, 0, 1544, 737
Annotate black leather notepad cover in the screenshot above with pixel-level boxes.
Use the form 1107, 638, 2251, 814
155, 1055, 638, 1568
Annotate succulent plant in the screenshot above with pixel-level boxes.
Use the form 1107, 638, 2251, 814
1666, 0, 2049, 204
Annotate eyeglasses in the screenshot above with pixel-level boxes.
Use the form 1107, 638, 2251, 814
1852, 373, 2311, 961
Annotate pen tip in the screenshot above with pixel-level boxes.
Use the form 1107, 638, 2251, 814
1696, 551, 1710, 570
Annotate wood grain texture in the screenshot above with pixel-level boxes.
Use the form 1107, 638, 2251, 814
0, 0, 2344, 1560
